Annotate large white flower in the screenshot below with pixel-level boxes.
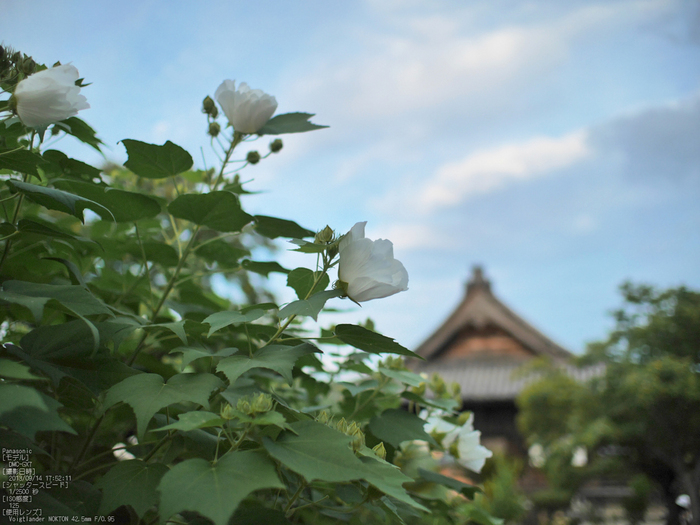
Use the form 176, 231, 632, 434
13, 65, 89, 128
214, 79, 277, 134
455, 427, 492, 473
426, 412, 492, 473
338, 221, 409, 303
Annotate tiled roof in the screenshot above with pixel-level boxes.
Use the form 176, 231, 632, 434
414, 360, 606, 401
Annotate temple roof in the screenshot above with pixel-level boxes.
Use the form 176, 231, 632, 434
416, 266, 571, 362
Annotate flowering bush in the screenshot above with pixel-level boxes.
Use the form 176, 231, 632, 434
0, 48, 495, 525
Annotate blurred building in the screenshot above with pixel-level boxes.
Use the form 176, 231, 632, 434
413, 266, 601, 457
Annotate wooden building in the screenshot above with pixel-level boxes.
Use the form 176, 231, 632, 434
413, 266, 602, 457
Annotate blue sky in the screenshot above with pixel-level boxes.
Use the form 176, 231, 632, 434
3, 0, 699, 353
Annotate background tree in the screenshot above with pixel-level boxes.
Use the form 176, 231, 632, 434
518, 283, 700, 525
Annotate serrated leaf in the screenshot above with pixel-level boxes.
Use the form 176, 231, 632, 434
335, 324, 421, 358
203, 309, 266, 337
17, 219, 97, 245
217, 343, 319, 385
53, 179, 161, 222
43, 150, 101, 180
253, 215, 314, 239
278, 289, 341, 321
168, 191, 253, 232
378, 367, 425, 387
59, 117, 103, 152
262, 420, 368, 482
368, 409, 438, 448
0, 359, 46, 380
241, 259, 289, 276
149, 321, 188, 344
287, 238, 336, 254
338, 380, 379, 397
158, 451, 283, 525
287, 268, 330, 300
103, 373, 224, 440
122, 139, 193, 179
401, 392, 459, 412
152, 411, 225, 432
0, 384, 76, 439
360, 456, 427, 511
6, 180, 113, 222
257, 112, 328, 135
170, 346, 238, 369
0, 149, 48, 176
417, 468, 481, 499
1, 280, 112, 320
96, 460, 169, 517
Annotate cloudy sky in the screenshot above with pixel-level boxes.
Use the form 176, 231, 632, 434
3, 0, 699, 353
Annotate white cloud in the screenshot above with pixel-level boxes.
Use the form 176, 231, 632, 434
419, 130, 591, 211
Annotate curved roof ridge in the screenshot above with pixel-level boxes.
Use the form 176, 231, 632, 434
416, 267, 571, 361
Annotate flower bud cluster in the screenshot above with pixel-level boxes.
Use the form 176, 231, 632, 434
221, 393, 274, 419
315, 412, 366, 452
382, 356, 405, 371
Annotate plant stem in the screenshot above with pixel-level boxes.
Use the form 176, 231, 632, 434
69, 415, 104, 475
284, 481, 307, 517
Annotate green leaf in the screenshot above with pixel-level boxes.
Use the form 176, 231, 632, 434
17, 219, 97, 246
288, 238, 333, 254
262, 420, 368, 482
461, 506, 505, 525
195, 239, 249, 267
103, 373, 224, 440
0, 384, 76, 439
278, 290, 341, 321
44, 257, 88, 287
53, 180, 161, 222
0, 149, 48, 176
417, 468, 481, 499
242, 259, 289, 276
96, 460, 169, 517
122, 139, 193, 179
58, 117, 103, 152
43, 150, 102, 181
158, 451, 283, 525
6, 180, 113, 222
368, 409, 438, 448
360, 457, 428, 511
152, 411, 225, 432
401, 392, 459, 412
257, 112, 329, 135
378, 367, 425, 387
168, 191, 253, 232
335, 324, 421, 359
123, 241, 179, 267
217, 343, 319, 385
149, 321, 188, 344
203, 309, 266, 337
234, 410, 292, 430
287, 268, 330, 300
170, 346, 238, 369
0, 280, 113, 321
253, 215, 314, 239
339, 379, 379, 397
0, 359, 46, 380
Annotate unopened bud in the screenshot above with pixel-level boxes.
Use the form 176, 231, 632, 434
11, 52, 21, 64
451, 382, 461, 397
372, 442, 387, 460
457, 412, 472, 426
269, 138, 283, 153
246, 150, 261, 165
21, 58, 36, 75
335, 417, 348, 434
315, 225, 334, 244
202, 95, 217, 116
208, 122, 221, 137
449, 440, 460, 458
316, 410, 330, 425
351, 427, 365, 451
221, 404, 236, 420
412, 382, 427, 396
252, 393, 273, 413
50, 125, 61, 136
236, 398, 253, 416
